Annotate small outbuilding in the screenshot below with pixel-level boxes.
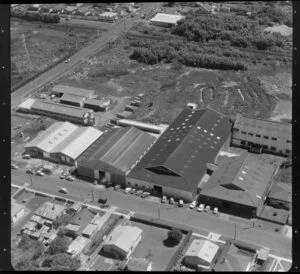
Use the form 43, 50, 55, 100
150, 13, 185, 27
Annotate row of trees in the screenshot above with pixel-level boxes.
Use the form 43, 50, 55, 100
11, 10, 60, 23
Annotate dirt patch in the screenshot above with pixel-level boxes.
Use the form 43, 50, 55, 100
264, 25, 293, 36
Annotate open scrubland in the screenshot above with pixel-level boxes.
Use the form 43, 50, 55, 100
11, 18, 104, 91
46, 2, 291, 125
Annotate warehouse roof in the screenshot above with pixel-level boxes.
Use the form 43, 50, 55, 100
60, 93, 86, 104
105, 225, 142, 254
18, 98, 36, 110
25, 121, 102, 159
35, 202, 65, 221
31, 100, 92, 118
52, 85, 94, 97
11, 201, 25, 217
78, 127, 156, 173
25, 122, 78, 153
268, 182, 291, 203
185, 239, 219, 265
150, 13, 185, 24
233, 114, 292, 141
200, 152, 276, 208
128, 108, 232, 192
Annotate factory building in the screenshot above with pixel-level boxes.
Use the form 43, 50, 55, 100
77, 126, 156, 184
52, 84, 94, 99
150, 13, 185, 27
231, 114, 292, 156
25, 121, 103, 166
60, 94, 86, 108
127, 108, 232, 202
199, 152, 277, 218
29, 99, 95, 126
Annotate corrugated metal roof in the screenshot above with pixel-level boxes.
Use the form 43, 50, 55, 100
60, 93, 86, 104
77, 127, 156, 173
234, 114, 292, 140
31, 100, 92, 118
18, 98, 36, 110
150, 13, 185, 24
25, 122, 78, 153
200, 153, 276, 207
128, 108, 232, 192
52, 85, 94, 97
185, 239, 219, 264
53, 126, 103, 159
105, 225, 142, 253
268, 182, 291, 203
25, 121, 102, 159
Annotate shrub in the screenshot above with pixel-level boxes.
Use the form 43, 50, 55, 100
167, 228, 183, 246
48, 236, 69, 255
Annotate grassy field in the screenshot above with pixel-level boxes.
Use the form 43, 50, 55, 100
11, 18, 104, 90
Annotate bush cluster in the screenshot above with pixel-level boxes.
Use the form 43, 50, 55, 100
11, 10, 60, 23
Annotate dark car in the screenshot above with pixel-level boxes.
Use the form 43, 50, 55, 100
26, 169, 34, 174
98, 198, 107, 204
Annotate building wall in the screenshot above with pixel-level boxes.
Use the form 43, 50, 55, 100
184, 256, 210, 269
78, 165, 95, 179
231, 130, 291, 156
268, 198, 290, 210
12, 208, 25, 225
150, 21, 175, 27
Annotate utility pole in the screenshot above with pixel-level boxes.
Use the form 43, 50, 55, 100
28, 173, 33, 186
234, 223, 237, 240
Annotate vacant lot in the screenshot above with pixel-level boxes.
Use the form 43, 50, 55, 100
129, 220, 182, 271
11, 18, 103, 90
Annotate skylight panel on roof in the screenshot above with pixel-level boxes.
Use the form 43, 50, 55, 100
238, 177, 244, 180
210, 133, 214, 136
241, 170, 247, 174
210, 146, 214, 149
204, 129, 207, 133
176, 138, 180, 141
197, 126, 201, 129
216, 136, 221, 140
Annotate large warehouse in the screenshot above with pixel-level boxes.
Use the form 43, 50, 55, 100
199, 152, 277, 218
150, 13, 185, 27
127, 108, 233, 202
25, 121, 103, 165
77, 126, 156, 184
231, 114, 292, 156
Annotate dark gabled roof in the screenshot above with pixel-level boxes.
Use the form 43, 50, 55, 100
60, 94, 85, 104
268, 182, 291, 203
128, 108, 232, 192
200, 153, 276, 208
77, 127, 156, 173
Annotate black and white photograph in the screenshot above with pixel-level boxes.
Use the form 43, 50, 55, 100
9, 1, 293, 271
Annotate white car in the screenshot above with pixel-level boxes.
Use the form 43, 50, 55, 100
197, 204, 205, 212
178, 200, 184, 207
59, 188, 68, 194
36, 170, 45, 176
189, 201, 197, 209
11, 163, 19, 169
205, 205, 211, 212
22, 154, 31, 159
213, 207, 218, 214
161, 196, 167, 203
124, 187, 132, 194
66, 175, 75, 181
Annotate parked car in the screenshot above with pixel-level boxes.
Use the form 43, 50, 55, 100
197, 204, 205, 212
11, 163, 19, 169
65, 59, 69, 63
189, 201, 197, 209
213, 207, 218, 214
36, 170, 45, 176
161, 196, 167, 203
22, 154, 31, 159
136, 190, 143, 196
178, 200, 184, 207
170, 197, 175, 205
13, 124, 22, 130
66, 175, 75, 181
130, 188, 137, 194
26, 169, 34, 174
114, 184, 121, 190
141, 192, 150, 198
205, 205, 211, 212
59, 188, 68, 194
124, 187, 132, 194
98, 198, 107, 204
60, 174, 66, 179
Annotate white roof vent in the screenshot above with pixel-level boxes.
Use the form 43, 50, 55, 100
238, 177, 244, 181
204, 129, 207, 133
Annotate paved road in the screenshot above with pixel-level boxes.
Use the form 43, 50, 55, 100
11, 169, 292, 259
11, 2, 161, 109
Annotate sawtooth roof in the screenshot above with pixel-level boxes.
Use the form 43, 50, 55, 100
200, 152, 276, 208
128, 108, 232, 192
77, 127, 156, 173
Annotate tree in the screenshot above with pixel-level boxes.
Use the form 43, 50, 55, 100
48, 236, 69, 255
167, 228, 183, 245
50, 253, 81, 271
